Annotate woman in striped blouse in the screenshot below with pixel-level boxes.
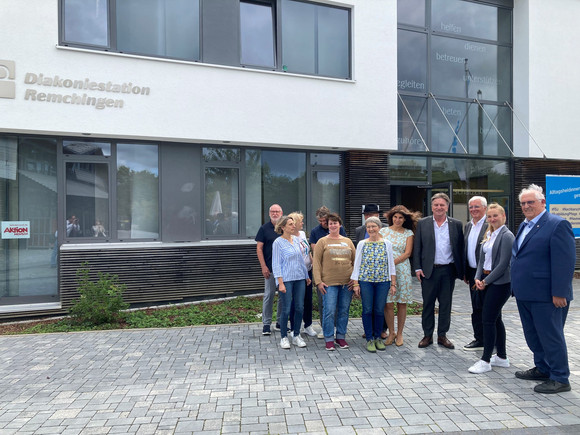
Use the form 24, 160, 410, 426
272, 215, 311, 349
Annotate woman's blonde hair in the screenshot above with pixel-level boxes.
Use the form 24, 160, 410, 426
288, 212, 304, 226
481, 203, 506, 244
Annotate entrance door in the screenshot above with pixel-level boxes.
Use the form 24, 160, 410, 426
390, 182, 454, 217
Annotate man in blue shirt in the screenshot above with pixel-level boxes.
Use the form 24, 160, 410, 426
256, 204, 283, 335
511, 184, 575, 394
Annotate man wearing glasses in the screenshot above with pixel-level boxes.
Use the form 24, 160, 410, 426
256, 204, 284, 336
511, 184, 575, 394
463, 196, 488, 351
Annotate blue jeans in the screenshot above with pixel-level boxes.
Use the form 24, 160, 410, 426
360, 281, 389, 340
322, 285, 353, 342
290, 270, 313, 330
279, 279, 306, 338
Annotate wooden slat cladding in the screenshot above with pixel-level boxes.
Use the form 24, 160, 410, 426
344, 151, 390, 238
514, 158, 580, 269
0, 243, 263, 321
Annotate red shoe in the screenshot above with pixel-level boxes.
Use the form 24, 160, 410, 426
325, 341, 336, 351
335, 339, 349, 349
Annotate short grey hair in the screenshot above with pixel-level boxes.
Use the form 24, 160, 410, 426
431, 192, 450, 205
365, 216, 382, 228
519, 184, 545, 201
469, 196, 487, 208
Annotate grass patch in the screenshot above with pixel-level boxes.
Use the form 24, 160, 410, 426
0, 292, 422, 335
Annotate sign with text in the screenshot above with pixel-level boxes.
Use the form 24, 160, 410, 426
546, 175, 580, 238
2, 221, 30, 239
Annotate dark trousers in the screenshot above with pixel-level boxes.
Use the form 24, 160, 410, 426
481, 282, 511, 362
466, 266, 485, 343
421, 265, 456, 337
516, 299, 570, 384
290, 270, 313, 330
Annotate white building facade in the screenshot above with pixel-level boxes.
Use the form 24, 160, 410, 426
0, 0, 578, 319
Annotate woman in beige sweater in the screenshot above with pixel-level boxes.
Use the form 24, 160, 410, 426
312, 213, 356, 351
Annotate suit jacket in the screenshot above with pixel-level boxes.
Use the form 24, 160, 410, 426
354, 223, 387, 245
475, 226, 514, 285
413, 215, 465, 280
464, 218, 487, 270
511, 211, 576, 302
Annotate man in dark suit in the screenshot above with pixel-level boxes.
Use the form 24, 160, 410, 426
511, 184, 575, 394
413, 192, 465, 349
354, 204, 385, 245
463, 196, 488, 350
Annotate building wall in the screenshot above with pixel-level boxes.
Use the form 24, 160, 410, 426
513, 0, 580, 159
0, 0, 396, 152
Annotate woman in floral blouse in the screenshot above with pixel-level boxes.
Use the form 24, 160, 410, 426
351, 217, 396, 353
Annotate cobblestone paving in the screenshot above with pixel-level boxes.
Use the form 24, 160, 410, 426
0, 280, 579, 434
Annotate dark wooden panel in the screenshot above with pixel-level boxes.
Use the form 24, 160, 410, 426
0, 243, 264, 321
344, 151, 390, 239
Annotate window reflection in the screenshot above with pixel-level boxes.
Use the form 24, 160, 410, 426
63, 0, 108, 46
205, 167, 239, 237
318, 6, 350, 78
66, 162, 109, 238
240, 1, 275, 68
389, 155, 428, 182
116, 0, 200, 60
261, 150, 306, 220
397, 0, 425, 27
398, 30, 427, 92
63, 140, 111, 156
398, 96, 428, 152
431, 36, 511, 101
117, 144, 159, 239
282, 0, 350, 78
311, 171, 340, 218
1, 137, 58, 304
432, 0, 511, 43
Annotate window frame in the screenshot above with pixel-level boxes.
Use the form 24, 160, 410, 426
60, 139, 161, 243
59, 0, 351, 79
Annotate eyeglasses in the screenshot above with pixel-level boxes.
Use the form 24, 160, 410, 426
520, 200, 537, 207
468, 205, 482, 209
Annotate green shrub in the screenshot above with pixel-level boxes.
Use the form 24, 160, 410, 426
69, 264, 129, 325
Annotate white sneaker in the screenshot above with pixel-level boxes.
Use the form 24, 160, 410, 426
317, 331, 324, 339
292, 335, 307, 348
490, 354, 510, 368
303, 326, 318, 337
280, 337, 291, 349
468, 359, 492, 374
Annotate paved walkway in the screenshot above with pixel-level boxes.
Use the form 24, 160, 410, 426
1, 280, 579, 434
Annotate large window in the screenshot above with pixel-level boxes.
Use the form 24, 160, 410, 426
60, 0, 351, 79
117, 144, 159, 240
63, 140, 159, 242
204, 147, 341, 238
1, 137, 58, 305
397, 0, 513, 156
240, 1, 275, 68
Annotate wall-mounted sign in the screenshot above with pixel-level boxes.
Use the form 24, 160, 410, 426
2, 221, 30, 239
546, 175, 580, 238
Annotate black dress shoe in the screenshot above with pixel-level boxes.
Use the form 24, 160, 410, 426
463, 340, 483, 351
515, 367, 550, 381
418, 336, 433, 348
437, 336, 455, 349
534, 379, 571, 394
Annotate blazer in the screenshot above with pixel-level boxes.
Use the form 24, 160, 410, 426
413, 215, 465, 279
354, 222, 387, 245
464, 218, 487, 269
475, 226, 515, 285
511, 211, 575, 302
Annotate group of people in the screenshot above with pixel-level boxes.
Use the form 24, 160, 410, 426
256, 183, 575, 395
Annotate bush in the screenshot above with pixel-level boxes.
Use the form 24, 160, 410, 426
69, 264, 129, 325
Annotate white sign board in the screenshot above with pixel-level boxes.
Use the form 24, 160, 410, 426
1, 221, 30, 239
